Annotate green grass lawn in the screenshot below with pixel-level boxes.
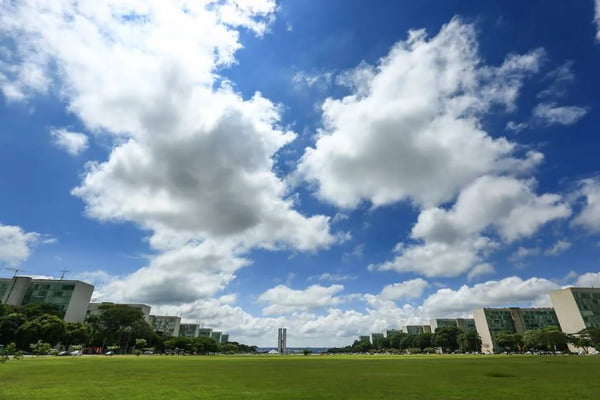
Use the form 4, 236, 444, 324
1, 355, 599, 400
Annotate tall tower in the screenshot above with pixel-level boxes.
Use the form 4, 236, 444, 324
277, 328, 287, 354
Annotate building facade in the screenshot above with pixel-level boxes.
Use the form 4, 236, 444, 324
210, 331, 222, 343
370, 333, 384, 344
385, 329, 402, 338
198, 328, 213, 337
149, 315, 181, 337
87, 302, 151, 322
550, 287, 600, 333
179, 323, 200, 338
0, 276, 93, 322
430, 318, 476, 332
473, 307, 560, 353
277, 328, 287, 354
403, 325, 431, 334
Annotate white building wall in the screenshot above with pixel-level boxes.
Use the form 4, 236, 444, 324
64, 281, 94, 323
473, 308, 495, 354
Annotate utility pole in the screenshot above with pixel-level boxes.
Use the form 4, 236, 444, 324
5, 267, 23, 277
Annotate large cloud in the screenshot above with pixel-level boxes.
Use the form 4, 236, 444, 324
0, 223, 44, 266
378, 278, 429, 301
371, 176, 570, 277
572, 178, 600, 232
258, 284, 345, 315
421, 276, 559, 317
298, 18, 543, 209
0, 1, 336, 305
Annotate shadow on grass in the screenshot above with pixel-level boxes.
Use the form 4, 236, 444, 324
484, 371, 517, 378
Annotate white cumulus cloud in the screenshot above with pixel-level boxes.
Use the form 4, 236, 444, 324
421, 276, 559, 317
572, 178, 600, 232
298, 18, 543, 209
371, 176, 570, 277
258, 284, 345, 315
50, 128, 88, 155
0, 223, 44, 266
0, 0, 337, 307
379, 278, 429, 301
532, 103, 588, 126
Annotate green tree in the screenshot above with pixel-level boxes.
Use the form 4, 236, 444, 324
0, 303, 20, 317
495, 332, 522, 352
458, 330, 482, 353
30, 340, 52, 355
576, 328, 600, 350
522, 326, 568, 352
87, 305, 153, 352
22, 303, 62, 319
63, 322, 90, 349
17, 314, 65, 349
164, 337, 192, 353
434, 326, 462, 353
221, 342, 240, 354
0, 313, 26, 346
191, 337, 220, 354
538, 326, 568, 353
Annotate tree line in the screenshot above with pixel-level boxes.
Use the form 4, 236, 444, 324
494, 325, 600, 353
327, 325, 600, 354
0, 303, 255, 357
327, 327, 482, 354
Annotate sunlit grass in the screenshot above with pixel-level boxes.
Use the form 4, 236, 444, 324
0, 354, 599, 399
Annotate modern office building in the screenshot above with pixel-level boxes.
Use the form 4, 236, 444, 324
550, 287, 600, 332
370, 333, 384, 344
403, 325, 431, 334
210, 331, 222, 343
358, 335, 371, 343
179, 323, 200, 338
0, 276, 93, 322
87, 302, 151, 322
277, 328, 287, 354
385, 329, 402, 338
149, 315, 181, 337
473, 307, 561, 353
430, 318, 476, 332
198, 328, 213, 337
220, 333, 229, 344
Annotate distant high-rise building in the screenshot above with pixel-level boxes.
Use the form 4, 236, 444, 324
0, 276, 93, 322
220, 333, 229, 344
473, 307, 560, 353
277, 328, 287, 354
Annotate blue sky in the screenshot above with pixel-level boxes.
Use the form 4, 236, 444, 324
1, 0, 600, 346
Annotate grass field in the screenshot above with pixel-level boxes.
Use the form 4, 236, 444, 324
0, 355, 599, 399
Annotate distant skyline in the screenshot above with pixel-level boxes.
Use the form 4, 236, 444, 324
1, 0, 600, 346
